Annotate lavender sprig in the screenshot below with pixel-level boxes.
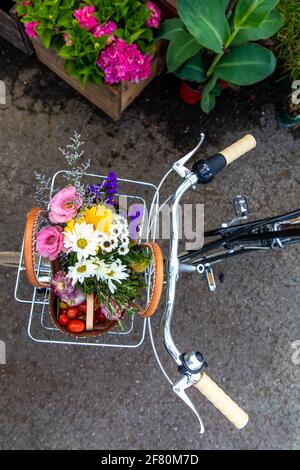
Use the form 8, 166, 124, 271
34, 171, 52, 207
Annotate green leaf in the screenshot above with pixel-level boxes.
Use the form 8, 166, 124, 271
215, 43, 276, 85
39, 29, 52, 49
58, 45, 75, 59
177, 0, 230, 54
155, 18, 186, 41
201, 93, 216, 113
233, 10, 284, 44
175, 53, 206, 83
201, 74, 218, 113
234, 0, 279, 30
65, 60, 80, 79
166, 31, 202, 73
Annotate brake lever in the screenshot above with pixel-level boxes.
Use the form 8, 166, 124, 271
173, 133, 205, 178
172, 373, 205, 434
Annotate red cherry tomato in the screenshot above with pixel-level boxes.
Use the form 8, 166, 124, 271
95, 309, 107, 323
67, 319, 85, 334
66, 307, 79, 319
58, 313, 69, 327
78, 303, 87, 315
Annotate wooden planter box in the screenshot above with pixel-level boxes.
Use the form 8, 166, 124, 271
32, 39, 164, 120
0, 3, 32, 54
156, 0, 177, 18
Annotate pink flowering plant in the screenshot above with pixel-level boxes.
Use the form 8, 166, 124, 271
15, 0, 161, 88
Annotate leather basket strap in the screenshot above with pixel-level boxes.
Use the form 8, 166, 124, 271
24, 207, 50, 289
137, 242, 164, 318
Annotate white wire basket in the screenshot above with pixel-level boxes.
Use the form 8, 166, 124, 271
14, 170, 160, 349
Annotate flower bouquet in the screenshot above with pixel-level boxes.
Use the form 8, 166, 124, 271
23, 133, 164, 336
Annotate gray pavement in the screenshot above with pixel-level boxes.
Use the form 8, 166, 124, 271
0, 37, 300, 450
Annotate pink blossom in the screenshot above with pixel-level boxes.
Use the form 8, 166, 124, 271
63, 33, 73, 46
74, 6, 98, 31
93, 21, 117, 38
36, 225, 64, 261
51, 271, 75, 299
97, 38, 152, 85
100, 301, 122, 321
49, 186, 83, 223
24, 21, 39, 39
146, 1, 161, 28
21, 1, 32, 5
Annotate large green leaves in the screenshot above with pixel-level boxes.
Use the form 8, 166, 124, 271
156, 18, 185, 41
233, 10, 284, 44
215, 43, 276, 85
175, 53, 206, 83
234, 0, 279, 29
177, 0, 230, 54
166, 31, 202, 72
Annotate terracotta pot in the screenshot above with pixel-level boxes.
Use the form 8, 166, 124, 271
179, 79, 229, 105
179, 81, 202, 105
219, 79, 229, 90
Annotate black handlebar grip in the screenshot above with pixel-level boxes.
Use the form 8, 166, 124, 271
192, 154, 226, 184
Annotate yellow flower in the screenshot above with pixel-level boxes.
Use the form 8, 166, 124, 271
81, 205, 114, 234
64, 218, 75, 232
95, 205, 114, 234
82, 206, 100, 228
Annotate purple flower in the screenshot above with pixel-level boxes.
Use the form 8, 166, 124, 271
89, 183, 103, 200
51, 271, 75, 299
103, 171, 118, 205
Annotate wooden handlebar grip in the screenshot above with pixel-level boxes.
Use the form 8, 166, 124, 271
194, 372, 249, 429
220, 134, 256, 165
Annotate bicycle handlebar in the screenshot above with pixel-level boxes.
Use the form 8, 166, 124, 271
161, 133, 256, 431
220, 134, 257, 166
194, 372, 249, 429
192, 134, 257, 184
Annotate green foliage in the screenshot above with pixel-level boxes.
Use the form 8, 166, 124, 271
274, 0, 300, 82
75, 244, 151, 315
157, 0, 284, 113
15, 0, 154, 88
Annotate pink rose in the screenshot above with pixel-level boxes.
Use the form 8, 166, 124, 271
36, 225, 64, 261
49, 186, 82, 223
74, 6, 98, 31
24, 21, 39, 39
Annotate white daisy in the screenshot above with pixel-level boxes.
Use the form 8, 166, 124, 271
109, 222, 122, 238
67, 259, 96, 285
64, 222, 100, 261
104, 260, 129, 293
120, 234, 129, 246
115, 214, 129, 231
118, 245, 129, 256
99, 236, 114, 253
89, 257, 109, 282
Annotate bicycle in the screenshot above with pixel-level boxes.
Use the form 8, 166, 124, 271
14, 134, 300, 434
